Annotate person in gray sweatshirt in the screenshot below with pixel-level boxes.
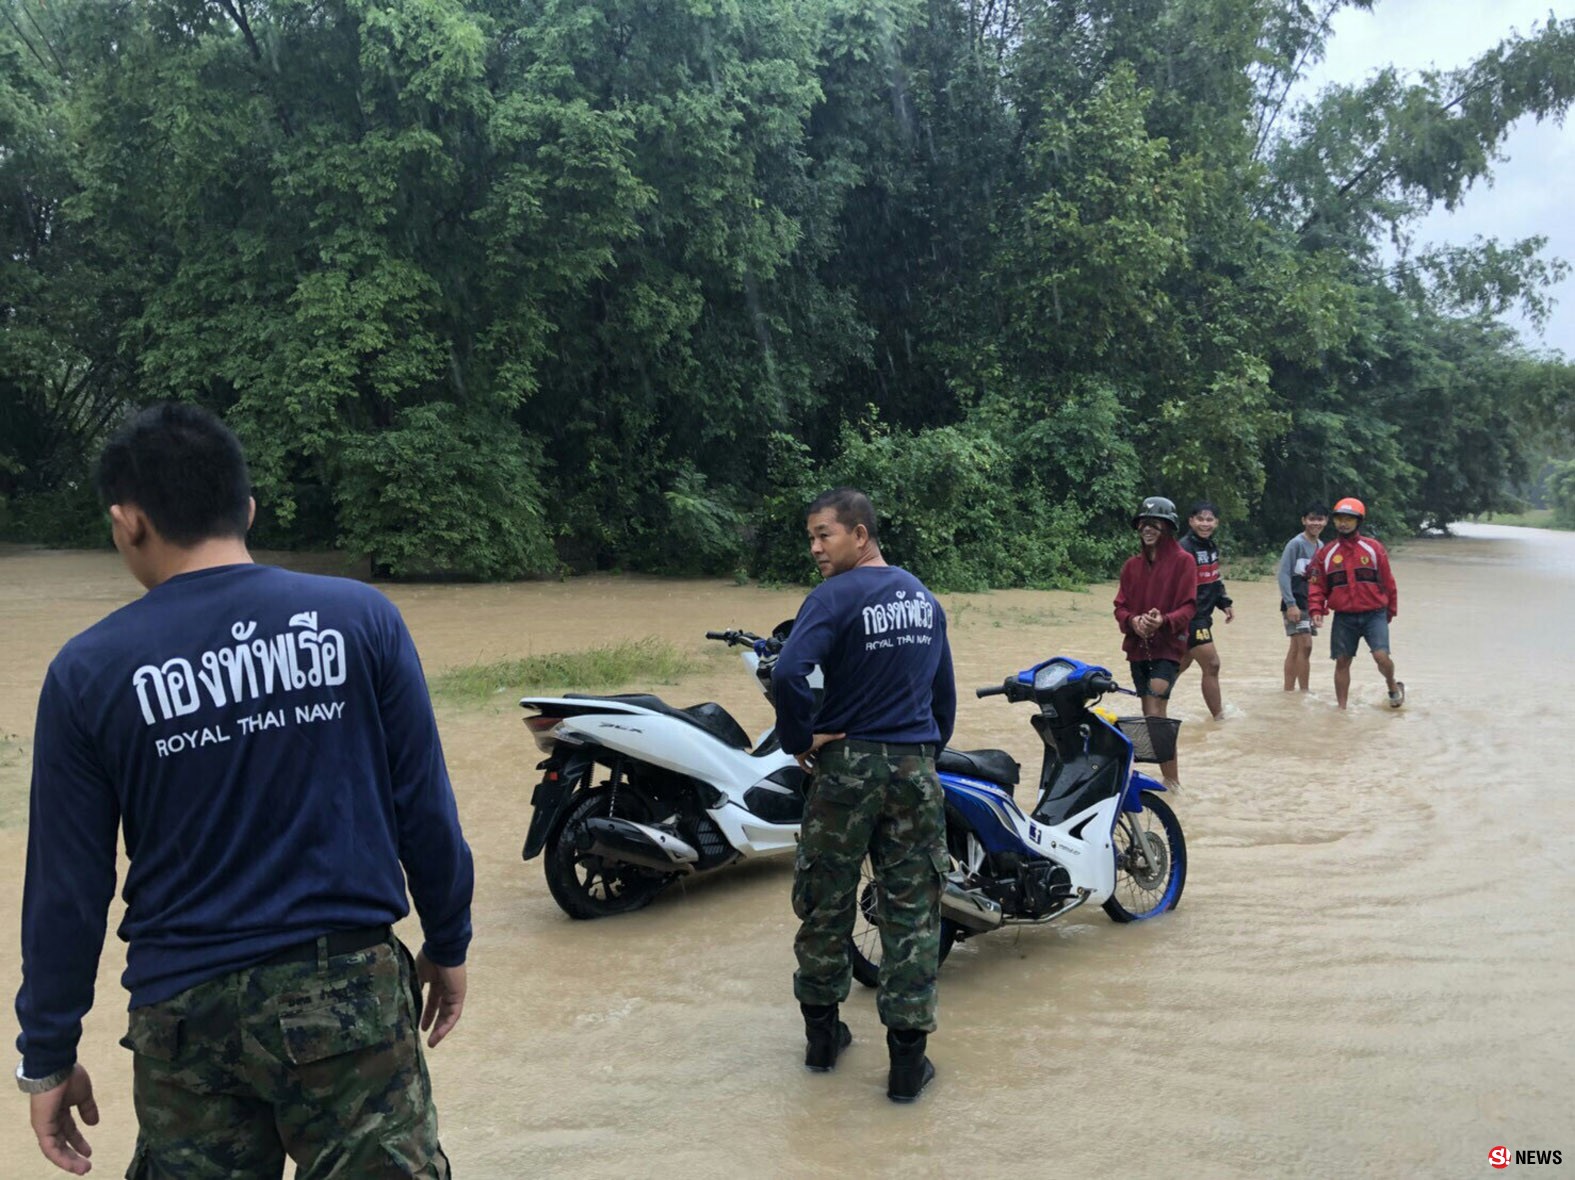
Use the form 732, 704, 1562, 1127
1278, 504, 1330, 691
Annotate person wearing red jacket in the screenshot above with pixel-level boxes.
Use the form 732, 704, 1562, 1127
1113, 496, 1197, 788
1307, 497, 1404, 710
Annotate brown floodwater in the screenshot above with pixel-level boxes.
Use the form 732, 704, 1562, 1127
1, 526, 1570, 1178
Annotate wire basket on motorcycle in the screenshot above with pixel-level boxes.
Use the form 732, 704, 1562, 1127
1116, 716, 1181, 763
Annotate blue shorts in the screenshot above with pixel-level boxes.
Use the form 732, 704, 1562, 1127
1330, 610, 1390, 659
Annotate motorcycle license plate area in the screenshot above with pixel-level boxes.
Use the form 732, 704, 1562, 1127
522, 761, 580, 860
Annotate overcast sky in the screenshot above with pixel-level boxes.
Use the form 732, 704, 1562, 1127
1296, 0, 1573, 358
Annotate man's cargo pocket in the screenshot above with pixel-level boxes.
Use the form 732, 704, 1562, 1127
392, 938, 425, 1029
120, 1007, 181, 1062
928, 845, 951, 893
377, 1136, 452, 1179
124, 1140, 151, 1180
279, 989, 387, 1066
810, 771, 866, 808
791, 849, 817, 920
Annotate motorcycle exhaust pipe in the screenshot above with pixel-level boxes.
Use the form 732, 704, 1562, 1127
941, 882, 1003, 932
578, 817, 699, 875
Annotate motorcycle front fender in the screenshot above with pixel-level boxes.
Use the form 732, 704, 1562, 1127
522, 748, 595, 860
1123, 769, 1167, 812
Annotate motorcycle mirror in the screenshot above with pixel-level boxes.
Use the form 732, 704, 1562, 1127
771, 619, 795, 643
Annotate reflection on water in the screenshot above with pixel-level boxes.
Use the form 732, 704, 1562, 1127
1, 530, 1571, 1178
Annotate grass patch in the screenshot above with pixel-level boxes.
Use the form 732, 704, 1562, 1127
1472, 508, 1575, 531
983, 605, 1063, 628
0, 734, 27, 829
428, 638, 704, 704
1223, 551, 1277, 581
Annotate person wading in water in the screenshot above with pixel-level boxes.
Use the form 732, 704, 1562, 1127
1113, 496, 1197, 790
1307, 497, 1403, 710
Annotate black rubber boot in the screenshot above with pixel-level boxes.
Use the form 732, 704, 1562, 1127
801, 1003, 852, 1072
886, 1029, 935, 1102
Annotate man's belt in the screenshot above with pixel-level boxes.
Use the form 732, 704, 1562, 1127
831, 738, 936, 758
258, 925, 390, 967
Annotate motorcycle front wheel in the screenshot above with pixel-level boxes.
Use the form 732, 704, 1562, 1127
544, 790, 672, 920
1103, 790, 1187, 922
848, 853, 959, 988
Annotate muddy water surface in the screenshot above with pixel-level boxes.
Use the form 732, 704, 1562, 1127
1, 527, 1570, 1178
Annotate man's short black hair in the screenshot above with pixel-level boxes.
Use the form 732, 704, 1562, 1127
1304, 503, 1332, 517
806, 487, 878, 543
1188, 500, 1220, 518
95, 403, 252, 547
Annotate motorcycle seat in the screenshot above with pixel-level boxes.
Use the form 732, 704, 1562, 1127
936, 747, 1020, 787
564, 693, 753, 751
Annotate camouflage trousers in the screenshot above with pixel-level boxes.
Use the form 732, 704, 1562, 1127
792, 739, 947, 1032
120, 934, 449, 1179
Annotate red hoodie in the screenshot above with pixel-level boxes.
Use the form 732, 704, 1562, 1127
1306, 532, 1398, 620
1113, 535, 1198, 663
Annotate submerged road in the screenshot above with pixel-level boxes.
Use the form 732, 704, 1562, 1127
0, 524, 1569, 1177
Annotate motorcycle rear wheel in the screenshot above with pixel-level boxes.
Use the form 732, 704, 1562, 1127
544, 789, 672, 919
849, 852, 959, 988
1103, 790, 1187, 922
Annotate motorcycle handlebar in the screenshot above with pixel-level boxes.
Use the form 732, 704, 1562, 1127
977, 674, 1119, 701
705, 629, 770, 649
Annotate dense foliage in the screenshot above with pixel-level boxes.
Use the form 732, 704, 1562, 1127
3, 0, 1573, 583
1550, 461, 1575, 529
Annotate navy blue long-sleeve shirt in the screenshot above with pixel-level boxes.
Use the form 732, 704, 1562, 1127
16, 564, 474, 1077
772, 565, 955, 756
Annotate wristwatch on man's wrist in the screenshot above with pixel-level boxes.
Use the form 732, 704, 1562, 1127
15, 1061, 72, 1094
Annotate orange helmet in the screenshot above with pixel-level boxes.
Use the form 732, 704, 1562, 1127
1332, 497, 1366, 519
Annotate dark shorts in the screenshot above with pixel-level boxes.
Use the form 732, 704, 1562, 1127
1284, 615, 1318, 638
1186, 613, 1215, 649
1282, 598, 1317, 637
1130, 659, 1180, 698
1330, 610, 1390, 659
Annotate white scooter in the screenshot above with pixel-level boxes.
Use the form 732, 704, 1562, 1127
519, 626, 820, 919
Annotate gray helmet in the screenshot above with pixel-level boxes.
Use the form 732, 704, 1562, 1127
1131, 495, 1179, 529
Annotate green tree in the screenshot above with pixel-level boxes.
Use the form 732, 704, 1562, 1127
0, 1, 126, 530
335, 403, 553, 578
4, 0, 1573, 582
1548, 459, 1575, 529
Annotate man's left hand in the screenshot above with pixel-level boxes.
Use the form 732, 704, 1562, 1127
30, 1064, 97, 1175
794, 731, 846, 772
1224, 606, 1235, 624
414, 952, 467, 1049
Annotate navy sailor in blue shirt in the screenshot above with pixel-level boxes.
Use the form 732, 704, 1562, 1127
771, 488, 955, 1103
15, 404, 473, 1177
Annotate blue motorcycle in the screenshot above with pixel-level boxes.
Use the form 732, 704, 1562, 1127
850, 656, 1187, 984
